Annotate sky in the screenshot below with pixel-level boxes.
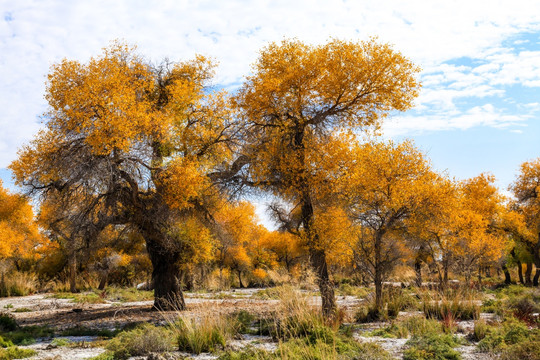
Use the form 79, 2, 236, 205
1, 0, 539, 225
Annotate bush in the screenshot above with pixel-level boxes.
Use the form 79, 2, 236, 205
477, 317, 535, 352
0, 314, 17, 332
507, 294, 540, 323
218, 338, 393, 360
355, 305, 384, 323
0, 272, 37, 297
500, 340, 540, 360
370, 316, 442, 339
472, 320, 491, 341
403, 334, 462, 360
337, 283, 371, 298
105, 323, 173, 360
174, 313, 239, 354
0, 346, 36, 360
423, 299, 479, 321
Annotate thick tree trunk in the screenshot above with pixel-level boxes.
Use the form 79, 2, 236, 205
147, 242, 185, 311
414, 257, 422, 287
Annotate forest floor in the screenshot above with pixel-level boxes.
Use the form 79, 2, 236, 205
0, 288, 506, 359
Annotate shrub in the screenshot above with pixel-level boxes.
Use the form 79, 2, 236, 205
500, 340, 540, 360
423, 299, 479, 321
472, 320, 491, 341
105, 323, 173, 360
477, 317, 535, 352
355, 305, 384, 323
0, 346, 36, 360
0, 272, 37, 297
337, 283, 371, 298
0, 314, 17, 332
403, 334, 462, 360
507, 294, 540, 323
174, 313, 238, 354
370, 316, 443, 339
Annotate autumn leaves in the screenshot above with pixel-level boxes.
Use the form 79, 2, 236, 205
7, 38, 539, 317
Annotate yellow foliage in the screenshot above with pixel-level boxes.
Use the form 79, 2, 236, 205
0, 181, 43, 260
252, 268, 268, 280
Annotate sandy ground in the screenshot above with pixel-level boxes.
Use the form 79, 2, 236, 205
2, 290, 498, 359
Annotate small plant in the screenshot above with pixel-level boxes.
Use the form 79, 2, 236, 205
403, 333, 462, 360
12, 308, 32, 313
472, 319, 491, 341
0, 346, 36, 360
50, 338, 72, 347
105, 323, 173, 360
0, 314, 17, 332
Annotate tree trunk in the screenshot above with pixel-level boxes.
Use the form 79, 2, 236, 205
98, 272, 108, 290
68, 248, 77, 293
414, 257, 422, 287
525, 262, 533, 286
518, 261, 524, 284
477, 268, 482, 288
309, 248, 336, 319
237, 270, 244, 288
533, 234, 540, 286
374, 231, 384, 311
502, 262, 512, 284
147, 242, 185, 311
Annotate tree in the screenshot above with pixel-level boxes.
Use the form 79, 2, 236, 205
0, 181, 43, 268
233, 38, 420, 318
10, 43, 237, 309
456, 174, 506, 285
342, 140, 435, 310
508, 158, 540, 285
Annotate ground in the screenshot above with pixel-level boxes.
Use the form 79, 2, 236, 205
0, 288, 510, 359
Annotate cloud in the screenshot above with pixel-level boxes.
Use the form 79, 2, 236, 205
1, 0, 540, 168
384, 103, 530, 136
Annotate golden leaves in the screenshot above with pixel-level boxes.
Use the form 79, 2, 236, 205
0, 181, 42, 259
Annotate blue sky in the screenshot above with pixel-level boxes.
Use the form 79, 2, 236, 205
1, 0, 539, 224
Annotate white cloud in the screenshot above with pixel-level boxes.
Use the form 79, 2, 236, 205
1, 0, 540, 167
384, 103, 529, 136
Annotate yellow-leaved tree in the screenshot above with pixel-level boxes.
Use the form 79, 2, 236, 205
233, 38, 420, 318
10, 43, 238, 310
342, 140, 435, 311
0, 181, 42, 268
508, 158, 540, 285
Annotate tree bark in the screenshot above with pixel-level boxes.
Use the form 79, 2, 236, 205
533, 234, 540, 286
68, 247, 77, 293
147, 241, 185, 311
309, 248, 336, 319
517, 261, 524, 284
414, 257, 422, 287
502, 262, 512, 284
237, 269, 244, 288
525, 262, 533, 286
98, 272, 108, 290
